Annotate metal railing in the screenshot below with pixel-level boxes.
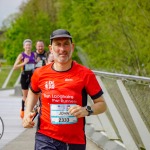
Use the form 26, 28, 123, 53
86, 70, 150, 150
93, 70, 150, 82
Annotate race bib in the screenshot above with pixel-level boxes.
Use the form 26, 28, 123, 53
51, 104, 77, 124
24, 64, 35, 71
35, 60, 43, 68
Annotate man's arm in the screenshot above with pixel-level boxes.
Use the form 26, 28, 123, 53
22, 88, 40, 128
68, 96, 107, 118
91, 96, 107, 115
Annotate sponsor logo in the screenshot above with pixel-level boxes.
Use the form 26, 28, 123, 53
45, 81, 55, 89
65, 78, 73, 81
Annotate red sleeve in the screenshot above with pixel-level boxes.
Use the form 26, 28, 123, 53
85, 70, 103, 99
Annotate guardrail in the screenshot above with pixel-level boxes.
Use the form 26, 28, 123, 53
85, 70, 150, 150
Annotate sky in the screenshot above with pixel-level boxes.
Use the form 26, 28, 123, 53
0, 0, 27, 27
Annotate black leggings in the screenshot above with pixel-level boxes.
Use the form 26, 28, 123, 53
20, 71, 33, 90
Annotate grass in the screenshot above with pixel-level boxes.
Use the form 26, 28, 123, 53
0, 66, 21, 88
7, 69, 21, 88
0, 67, 11, 88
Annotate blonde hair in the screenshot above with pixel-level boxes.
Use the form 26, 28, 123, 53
23, 39, 32, 45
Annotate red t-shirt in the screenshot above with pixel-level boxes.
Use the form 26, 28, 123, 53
30, 61, 103, 144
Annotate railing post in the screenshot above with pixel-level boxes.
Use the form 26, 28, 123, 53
117, 79, 150, 150
97, 77, 139, 150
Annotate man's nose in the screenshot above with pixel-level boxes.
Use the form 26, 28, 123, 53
59, 45, 65, 51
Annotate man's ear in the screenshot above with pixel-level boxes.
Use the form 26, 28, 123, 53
72, 43, 75, 52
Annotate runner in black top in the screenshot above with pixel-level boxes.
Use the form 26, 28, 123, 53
34, 40, 47, 115
34, 40, 47, 68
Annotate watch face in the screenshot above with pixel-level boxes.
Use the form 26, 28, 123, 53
87, 106, 91, 111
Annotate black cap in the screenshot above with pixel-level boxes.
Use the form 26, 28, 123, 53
50, 29, 72, 40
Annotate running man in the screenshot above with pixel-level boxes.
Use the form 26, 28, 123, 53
34, 40, 47, 69
22, 29, 107, 150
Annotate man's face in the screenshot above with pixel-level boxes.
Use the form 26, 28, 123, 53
36, 41, 44, 54
50, 38, 74, 63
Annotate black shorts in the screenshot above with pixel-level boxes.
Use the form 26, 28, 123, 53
20, 71, 33, 90
35, 132, 86, 150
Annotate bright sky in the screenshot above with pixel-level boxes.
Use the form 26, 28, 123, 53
0, 0, 27, 27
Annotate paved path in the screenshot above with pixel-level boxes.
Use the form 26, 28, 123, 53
0, 89, 25, 149
0, 89, 102, 150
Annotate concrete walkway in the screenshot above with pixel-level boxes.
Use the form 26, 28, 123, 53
0, 89, 25, 149
0, 89, 102, 150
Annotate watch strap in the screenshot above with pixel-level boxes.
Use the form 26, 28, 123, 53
86, 106, 93, 116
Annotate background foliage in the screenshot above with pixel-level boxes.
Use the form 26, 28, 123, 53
0, 0, 150, 76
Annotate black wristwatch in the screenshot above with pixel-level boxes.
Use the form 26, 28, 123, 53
86, 106, 93, 116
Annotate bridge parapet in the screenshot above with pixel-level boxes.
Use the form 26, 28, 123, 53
85, 71, 150, 150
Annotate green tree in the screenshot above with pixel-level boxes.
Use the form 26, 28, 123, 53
3, 0, 56, 64
1, 0, 150, 76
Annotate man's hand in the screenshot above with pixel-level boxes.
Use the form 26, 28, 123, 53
36, 57, 41, 62
68, 105, 88, 118
22, 112, 36, 128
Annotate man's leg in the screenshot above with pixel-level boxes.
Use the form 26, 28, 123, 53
68, 144, 86, 150
35, 132, 67, 150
